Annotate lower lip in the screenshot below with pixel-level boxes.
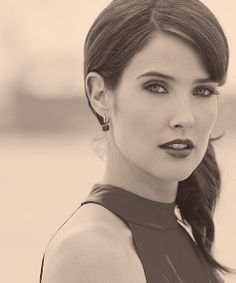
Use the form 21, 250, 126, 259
160, 148, 193, 158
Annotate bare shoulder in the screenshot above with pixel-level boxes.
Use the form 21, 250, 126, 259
41, 204, 146, 283
42, 225, 128, 283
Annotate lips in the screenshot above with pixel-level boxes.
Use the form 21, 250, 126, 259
159, 139, 195, 159
159, 139, 195, 150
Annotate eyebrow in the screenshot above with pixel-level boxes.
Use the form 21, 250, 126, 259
193, 77, 216, 84
137, 71, 217, 84
137, 71, 176, 81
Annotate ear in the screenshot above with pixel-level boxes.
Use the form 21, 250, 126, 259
85, 72, 111, 116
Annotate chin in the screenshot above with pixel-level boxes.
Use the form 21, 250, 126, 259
152, 166, 196, 182
175, 172, 193, 182
159, 157, 202, 182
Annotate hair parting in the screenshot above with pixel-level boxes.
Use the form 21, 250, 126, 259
84, 0, 231, 276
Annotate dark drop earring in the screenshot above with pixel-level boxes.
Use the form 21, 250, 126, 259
102, 114, 110, 131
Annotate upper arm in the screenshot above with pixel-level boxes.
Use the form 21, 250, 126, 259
41, 226, 131, 283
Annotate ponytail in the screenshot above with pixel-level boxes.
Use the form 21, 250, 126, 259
177, 140, 231, 273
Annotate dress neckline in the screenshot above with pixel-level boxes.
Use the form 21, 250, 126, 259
85, 183, 178, 231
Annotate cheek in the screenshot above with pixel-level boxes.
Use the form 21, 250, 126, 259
195, 100, 218, 156
113, 105, 152, 145
111, 95, 162, 154
199, 100, 218, 135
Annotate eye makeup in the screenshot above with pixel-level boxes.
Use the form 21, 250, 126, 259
143, 80, 169, 94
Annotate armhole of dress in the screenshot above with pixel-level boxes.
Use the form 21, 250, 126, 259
124, 222, 149, 283
39, 204, 83, 283
39, 254, 45, 283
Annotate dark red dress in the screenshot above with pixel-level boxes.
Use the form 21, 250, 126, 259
40, 183, 224, 283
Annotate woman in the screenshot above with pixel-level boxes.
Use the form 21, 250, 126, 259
40, 0, 231, 282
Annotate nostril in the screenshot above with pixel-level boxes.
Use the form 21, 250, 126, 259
174, 124, 183, 128
169, 118, 194, 129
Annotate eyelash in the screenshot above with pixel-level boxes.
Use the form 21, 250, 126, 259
143, 81, 220, 97
193, 87, 220, 97
143, 81, 168, 94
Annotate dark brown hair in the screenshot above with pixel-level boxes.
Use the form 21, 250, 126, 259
84, 0, 230, 275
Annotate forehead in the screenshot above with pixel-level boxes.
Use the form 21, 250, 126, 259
120, 32, 210, 83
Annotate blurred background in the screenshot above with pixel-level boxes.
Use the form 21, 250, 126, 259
0, 1, 235, 282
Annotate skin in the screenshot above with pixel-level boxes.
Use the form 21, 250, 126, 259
41, 32, 219, 283
89, 32, 218, 203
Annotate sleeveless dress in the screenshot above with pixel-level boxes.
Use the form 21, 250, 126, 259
39, 183, 224, 283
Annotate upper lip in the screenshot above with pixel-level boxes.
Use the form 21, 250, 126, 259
159, 139, 195, 149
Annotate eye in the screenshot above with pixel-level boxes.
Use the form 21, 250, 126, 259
193, 87, 219, 97
143, 81, 168, 94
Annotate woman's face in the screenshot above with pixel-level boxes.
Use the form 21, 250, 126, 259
108, 32, 218, 182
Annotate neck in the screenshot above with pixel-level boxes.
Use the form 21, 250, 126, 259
103, 141, 178, 203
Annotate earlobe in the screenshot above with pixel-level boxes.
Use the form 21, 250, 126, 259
85, 72, 110, 115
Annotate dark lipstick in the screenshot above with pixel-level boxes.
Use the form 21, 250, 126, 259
159, 139, 195, 158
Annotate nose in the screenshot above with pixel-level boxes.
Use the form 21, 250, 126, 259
169, 100, 194, 130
